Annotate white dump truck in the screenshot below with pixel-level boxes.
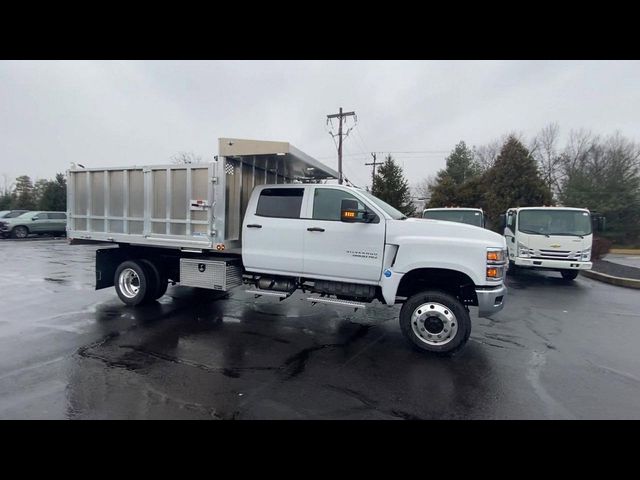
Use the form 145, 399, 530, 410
67, 138, 507, 355
423, 207, 486, 228
500, 206, 595, 280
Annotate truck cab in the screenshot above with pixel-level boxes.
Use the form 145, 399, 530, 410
502, 206, 593, 280
243, 183, 508, 354
422, 207, 486, 228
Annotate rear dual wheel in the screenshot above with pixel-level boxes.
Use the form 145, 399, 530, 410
114, 259, 168, 306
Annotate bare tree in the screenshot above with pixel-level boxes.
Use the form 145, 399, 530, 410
530, 123, 563, 198
414, 175, 436, 200
473, 139, 501, 171
171, 152, 203, 165
412, 175, 437, 211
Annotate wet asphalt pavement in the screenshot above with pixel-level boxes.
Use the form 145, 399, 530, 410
1, 238, 639, 419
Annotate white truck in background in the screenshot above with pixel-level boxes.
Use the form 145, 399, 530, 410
423, 207, 486, 228
501, 206, 596, 280
67, 138, 508, 355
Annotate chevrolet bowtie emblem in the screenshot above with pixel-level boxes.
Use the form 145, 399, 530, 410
550, 244, 561, 248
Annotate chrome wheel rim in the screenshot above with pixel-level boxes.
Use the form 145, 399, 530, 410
119, 268, 141, 299
411, 302, 458, 346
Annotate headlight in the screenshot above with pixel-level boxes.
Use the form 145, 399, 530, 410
486, 247, 507, 281
486, 248, 506, 264
581, 248, 591, 261
517, 242, 532, 258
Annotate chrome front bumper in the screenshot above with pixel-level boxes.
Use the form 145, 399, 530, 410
475, 284, 507, 317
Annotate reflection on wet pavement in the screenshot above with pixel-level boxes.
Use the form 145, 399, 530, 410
1, 239, 640, 419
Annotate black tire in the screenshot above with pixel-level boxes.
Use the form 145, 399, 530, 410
399, 290, 471, 356
139, 259, 168, 300
561, 270, 579, 281
11, 226, 28, 239
114, 260, 153, 306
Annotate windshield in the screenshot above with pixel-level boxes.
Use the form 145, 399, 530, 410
6, 211, 28, 218
423, 209, 483, 227
0, 211, 9, 218
16, 211, 34, 218
358, 190, 407, 220
518, 209, 592, 236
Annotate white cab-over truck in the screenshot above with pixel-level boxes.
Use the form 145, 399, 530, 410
500, 206, 595, 281
423, 207, 486, 228
67, 138, 507, 355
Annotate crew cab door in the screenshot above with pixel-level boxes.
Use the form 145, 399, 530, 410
302, 187, 385, 283
242, 186, 307, 275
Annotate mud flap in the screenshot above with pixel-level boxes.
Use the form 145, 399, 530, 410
95, 248, 127, 290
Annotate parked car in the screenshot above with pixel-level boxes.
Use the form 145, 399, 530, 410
0, 210, 29, 219
0, 211, 67, 239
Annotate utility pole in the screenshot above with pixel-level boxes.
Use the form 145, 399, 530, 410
327, 107, 356, 184
365, 152, 382, 190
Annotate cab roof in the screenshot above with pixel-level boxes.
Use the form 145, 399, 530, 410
510, 206, 590, 212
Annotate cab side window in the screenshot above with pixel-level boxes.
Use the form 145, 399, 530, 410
256, 188, 304, 219
34, 213, 48, 220
312, 188, 377, 222
49, 213, 67, 219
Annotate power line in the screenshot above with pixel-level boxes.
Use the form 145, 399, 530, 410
341, 140, 370, 188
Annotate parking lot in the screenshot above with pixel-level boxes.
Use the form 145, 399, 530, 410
1, 238, 639, 419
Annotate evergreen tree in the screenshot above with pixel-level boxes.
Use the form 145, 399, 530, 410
484, 136, 553, 228
10, 175, 36, 210
39, 173, 67, 211
426, 175, 458, 208
0, 193, 10, 210
427, 141, 481, 207
33, 179, 49, 209
371, 155, 416, 216
441, 141, 481, 185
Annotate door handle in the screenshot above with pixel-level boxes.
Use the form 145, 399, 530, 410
247, 224, 262, 228
307, 227, 325, 232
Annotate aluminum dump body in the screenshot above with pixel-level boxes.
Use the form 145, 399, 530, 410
67, 138, 338, 251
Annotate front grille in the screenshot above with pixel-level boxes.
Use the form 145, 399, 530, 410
533, 249, 580, 260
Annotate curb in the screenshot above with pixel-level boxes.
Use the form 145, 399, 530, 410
581, 269, 640, 289
609, 249, 640, 255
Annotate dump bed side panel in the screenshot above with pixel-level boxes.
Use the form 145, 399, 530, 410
68, 164, 217, 249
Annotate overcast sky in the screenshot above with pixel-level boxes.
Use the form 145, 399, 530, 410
1, 60, 639, 190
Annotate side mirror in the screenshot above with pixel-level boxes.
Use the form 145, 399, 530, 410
32, 217, 38, 221
498, 214, 506, 230
340, 199, 359, 223
596, 216, 606, 232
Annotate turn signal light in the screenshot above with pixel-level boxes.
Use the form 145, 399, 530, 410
487, 267, 499, 278
487, 251, 500, 261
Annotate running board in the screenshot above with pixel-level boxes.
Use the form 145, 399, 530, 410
245, 289, 290, 300
305, 296, 366, 310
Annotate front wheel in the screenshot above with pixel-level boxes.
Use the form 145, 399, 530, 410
399, 290, 471, 356
561, 270, 579, 281
11, 226, 28, 239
